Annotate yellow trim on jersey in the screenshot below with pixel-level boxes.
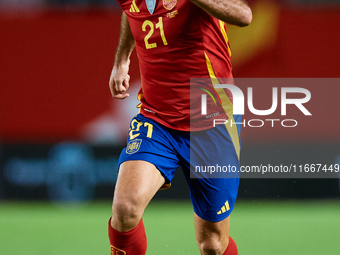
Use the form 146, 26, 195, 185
204, 52, 240, 160
219, 20, 232, 57
137, 93, 143, 113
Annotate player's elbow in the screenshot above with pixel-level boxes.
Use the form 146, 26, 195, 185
238, 8, 253, 27
223, 7, 252, 27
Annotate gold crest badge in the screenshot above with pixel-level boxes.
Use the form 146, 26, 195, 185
163, 0, 177, 10
126, 139, 142, 154
111, 245, 126, 255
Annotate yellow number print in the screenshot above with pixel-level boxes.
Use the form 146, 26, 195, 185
129, 119, 142, 140
142, 20, 157, 49
142, 17, 168, 49
144, 122, 153, 138
129, 119, 154, 139
155, 17, 168, 46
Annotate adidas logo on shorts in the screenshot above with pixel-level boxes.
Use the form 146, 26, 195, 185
217, 200, 230, 215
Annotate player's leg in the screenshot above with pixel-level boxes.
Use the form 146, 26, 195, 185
111, 160, 165, 231
194, 214, 237, 255
181, 119, 241, 255
109, 160, 165, 255
181, 165, 240, 255
108, 114, 179, 255
184, 175, 239, 255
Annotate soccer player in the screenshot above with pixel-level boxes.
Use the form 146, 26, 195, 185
108, 0, 252, 254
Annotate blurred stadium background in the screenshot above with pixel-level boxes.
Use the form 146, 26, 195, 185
0, 0, 339, 254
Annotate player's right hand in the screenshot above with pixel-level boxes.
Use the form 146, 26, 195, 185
109, 62, 130, 99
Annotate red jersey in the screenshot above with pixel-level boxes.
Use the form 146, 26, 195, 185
117, 0, 234, 131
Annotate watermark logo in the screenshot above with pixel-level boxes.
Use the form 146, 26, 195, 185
200, 84, 312, 128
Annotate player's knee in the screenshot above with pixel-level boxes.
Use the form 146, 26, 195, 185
112, 197, 142, 224
197, 238, 224, 255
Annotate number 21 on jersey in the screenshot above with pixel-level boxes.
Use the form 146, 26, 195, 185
129, 119, 154, 140
142, 17, 168, 49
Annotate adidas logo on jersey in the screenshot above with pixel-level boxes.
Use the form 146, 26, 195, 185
217, 200, 230, 215
129, 0, 140, 12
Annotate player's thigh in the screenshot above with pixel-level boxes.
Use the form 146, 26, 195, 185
194, 213, 230, 247
113, 160, 165, 210
112, 114, 180, 221
182, 123, 240, 222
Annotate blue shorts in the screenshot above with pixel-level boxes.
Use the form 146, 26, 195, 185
118, 114, 241, 222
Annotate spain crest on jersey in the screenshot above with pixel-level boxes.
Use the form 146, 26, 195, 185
126, 139, 142, 154
163, 0, 177, 10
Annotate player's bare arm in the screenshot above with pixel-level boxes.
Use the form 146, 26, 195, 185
190, 0, 252, 27
109, 12, 135, 99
